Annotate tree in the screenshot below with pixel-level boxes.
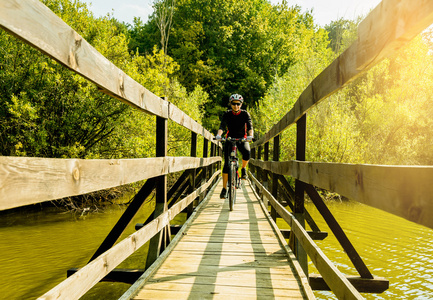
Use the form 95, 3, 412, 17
128, 0, 322, 133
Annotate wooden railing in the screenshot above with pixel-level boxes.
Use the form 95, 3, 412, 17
249, 0, 433, 299
0, 1, 222, 299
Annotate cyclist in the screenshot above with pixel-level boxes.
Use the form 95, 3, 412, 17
215, 94, 254, 199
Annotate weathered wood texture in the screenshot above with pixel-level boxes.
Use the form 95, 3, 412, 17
0, 0, 216, 142
120, 179, 222, 300
0, 156, 220, 211
253, 0, 433, 147
309, 275, 389, 293
38, 170, 220, 300
248, 171, 363, 300
250, 159, 433, 229
125, 180, 314, 300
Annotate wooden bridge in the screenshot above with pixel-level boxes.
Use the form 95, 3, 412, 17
1, 0, 433, 299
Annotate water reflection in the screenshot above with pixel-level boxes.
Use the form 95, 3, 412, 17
1, 199, 432, 299
304, 201, 433, 300
0, 203, 150, 300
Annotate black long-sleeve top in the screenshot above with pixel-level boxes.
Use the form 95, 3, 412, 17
219, 109, 253, 138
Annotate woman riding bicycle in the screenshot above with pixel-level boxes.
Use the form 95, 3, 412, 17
215, 94, 254, 199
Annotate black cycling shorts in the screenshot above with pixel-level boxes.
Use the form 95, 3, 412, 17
222, 140, 250, 174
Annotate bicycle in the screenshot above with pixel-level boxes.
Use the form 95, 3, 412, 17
220, 137, 245, 211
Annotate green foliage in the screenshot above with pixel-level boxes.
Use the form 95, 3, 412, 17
0, 0, 207, 160
309, 29, 433, 165
4, 0, 433, 172
253, 14, 433, 166
324, 18, 360, 55
129, 0, 322, 134
251, 23, 333, 160
345, 35, 433, 165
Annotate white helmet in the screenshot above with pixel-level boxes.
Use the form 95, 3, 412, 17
229, 94, 244, 103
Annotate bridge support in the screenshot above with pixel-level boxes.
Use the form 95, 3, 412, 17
86, 178, 157, 263
202, 137, 209, 201
187, 132, 198, 217
256, 145, 262, 197
271, 135, 279, 221
146, 116, 170, 269
309, 275, 389, 293
292, 114, 308, 277
305, 184, 374, 279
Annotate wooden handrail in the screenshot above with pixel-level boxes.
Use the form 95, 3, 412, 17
38, 170, 220, 300
252, 0, 433, 147
248, 170, 363, 300
0, 156, 220, 211
247, 1, 433, 294
0, 0, 217, 144
250, 158, 433, 229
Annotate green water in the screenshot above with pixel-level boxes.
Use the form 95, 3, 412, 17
1, 199, 432, 299
299, 201, 433, 299
0, 200, 155, 300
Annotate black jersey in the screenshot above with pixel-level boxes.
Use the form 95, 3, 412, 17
219, 109, 253, 138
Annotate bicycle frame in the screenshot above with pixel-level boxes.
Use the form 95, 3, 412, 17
222, 137, 245, 211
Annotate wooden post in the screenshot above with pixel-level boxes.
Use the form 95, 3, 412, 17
201, 138, 209, 202
294, 114, 308, 276
210, 143, 216, 181
218, 144, 222, 173
250, 147, 256, 190
271, 136, 279, 221
256, 145, 262, 195
250, 147, 256, 175
145, 116, 168, 269
263, 142, 270, 208
187, 132, 197, 216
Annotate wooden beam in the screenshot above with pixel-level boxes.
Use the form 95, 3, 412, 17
0, 0, 166, 117
294, 114, 308, 276
88, 178, 157, 262
0, 0, 218, 145
305, 184, 373, 279
187, 132, 198, 217
280, 229, 328, 241
146, 116, 169, 268
271, 136, 279, 221
250, 159, 433, 229
0, 156, 220, 211
278, 175, 321, 232
252, 0, 433, 147
168, 179, 190, 209
67, 268, 144, 284
119, 178, 221, 300
38, 170, 220, 300
249, 177, 316, 300
167, 170, 190, 201
309, 275, 389, 293
248, 170, 363, 300
135, 224, 181, 235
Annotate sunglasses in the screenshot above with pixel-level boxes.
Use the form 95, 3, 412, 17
231, 102, 241, 106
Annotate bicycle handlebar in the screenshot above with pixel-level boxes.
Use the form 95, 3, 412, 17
213, 137, 249, 142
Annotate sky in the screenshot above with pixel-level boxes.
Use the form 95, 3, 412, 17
80, 0, 382, 27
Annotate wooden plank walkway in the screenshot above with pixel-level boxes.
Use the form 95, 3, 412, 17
124, 179, 314, 299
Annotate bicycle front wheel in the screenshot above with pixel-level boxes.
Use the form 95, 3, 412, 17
229, 163, 237, 211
